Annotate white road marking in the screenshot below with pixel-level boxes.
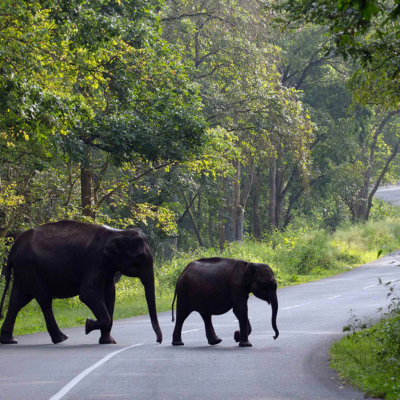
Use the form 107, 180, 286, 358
49, 343, 143, 400
363, 285, 376, 289
182, 329, 200, 334
282, 305, 301, 310
327, 295, 341, 300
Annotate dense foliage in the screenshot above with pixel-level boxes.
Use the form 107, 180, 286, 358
2, 0, 400, 254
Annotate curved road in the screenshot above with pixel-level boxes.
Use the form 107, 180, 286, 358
1, 253, 400, 399
376, 185, 400, 206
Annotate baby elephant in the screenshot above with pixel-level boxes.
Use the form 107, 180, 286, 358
171, 257, 279, 347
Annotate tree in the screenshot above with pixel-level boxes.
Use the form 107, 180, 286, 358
0, 0, 208, 236
162, 0, 312, 245
269, 0, 400, 106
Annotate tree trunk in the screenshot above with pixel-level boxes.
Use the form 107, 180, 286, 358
268, 156, 277, 233
237, 159, 254, 241
226, 160, 241, 242
365, 139, 400, 220
236, 207, 245, 242
275, 154, 284, 229
225, 159, 254, 242
357, 110, 400, 220
81, 165, 94, 218
165, 195, 178, 259
182, 192, 203, 247
252, 168, 262, 241
208, 211, 215, 248
218, 206, 225, 251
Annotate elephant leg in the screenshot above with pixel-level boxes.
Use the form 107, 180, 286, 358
200, 313, 222, 345
79, 289, 112, 344
233, 305, 252, 347
35, 293, 69, 344
172, 298, 191, 346
0, 284, 33, 344
234, 318, 252, 343
99, 281, 116, 345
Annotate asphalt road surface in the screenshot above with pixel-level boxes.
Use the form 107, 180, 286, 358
1, 253, 400, 400
376, 185, 400, 206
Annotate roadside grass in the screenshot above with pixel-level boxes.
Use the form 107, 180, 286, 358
4, 217, 400, 339
330, 292, 400, 400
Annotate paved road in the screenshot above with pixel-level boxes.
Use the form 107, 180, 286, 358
376, 185, 400, 206
1, 253, 400, 400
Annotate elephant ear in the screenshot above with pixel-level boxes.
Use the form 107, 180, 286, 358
125, 237, 146, 259
104, 234, 145, 265
104, 235, 126, 265
243, 263, 259, 286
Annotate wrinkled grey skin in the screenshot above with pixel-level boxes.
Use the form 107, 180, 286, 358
0, 220, 162, 345
171, 257, 278, 347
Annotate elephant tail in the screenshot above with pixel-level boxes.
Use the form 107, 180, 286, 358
171, 262, 194, 322
171, 287, 178, 322
0, 262, 12, 320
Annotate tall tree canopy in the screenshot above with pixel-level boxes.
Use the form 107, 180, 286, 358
1, 0, 400, 258
0, 0, 207, 233
270, 0, 400, 106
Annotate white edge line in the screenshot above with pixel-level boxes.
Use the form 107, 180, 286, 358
327, 295, 341, 300
282, 305, 301, 310
363, 285, 376, 289
182, 329, 200, 334
49, 343, 143, 400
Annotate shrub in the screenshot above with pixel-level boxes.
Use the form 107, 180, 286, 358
330, 281, 400, 399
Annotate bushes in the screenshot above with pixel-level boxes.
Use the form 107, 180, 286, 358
330, 282, 400, 399
156, 219, 400, 290
0, 237, 13, 317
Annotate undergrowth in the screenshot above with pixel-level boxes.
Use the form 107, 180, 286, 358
330, 281, 400, 399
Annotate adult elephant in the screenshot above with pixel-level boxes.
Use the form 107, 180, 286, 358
0, 220, 162, 345
171, 258, 279, 347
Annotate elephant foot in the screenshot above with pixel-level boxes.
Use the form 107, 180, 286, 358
234, 331, 240, 342
52, 332, 69, 344
172, 340, 184, 346
208, 337, 222, 346
99, 335, 117, 344
0, 335, 18, 344
239, 341, 252, 347
155, 329, 163, 344
85, 318, 96, 335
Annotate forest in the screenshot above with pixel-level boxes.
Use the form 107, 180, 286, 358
1, 0, 400, 258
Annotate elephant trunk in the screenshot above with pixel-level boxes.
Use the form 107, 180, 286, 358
271, 291, 279, 340
141, 272, 162, 344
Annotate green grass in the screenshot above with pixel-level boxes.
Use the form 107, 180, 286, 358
330, 310, 400, 399
3, 217, 400, 340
